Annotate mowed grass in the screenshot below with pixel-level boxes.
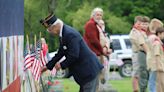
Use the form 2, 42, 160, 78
61, 77, 133, 92
63, 78, 80, 92
109, 78, 133, 92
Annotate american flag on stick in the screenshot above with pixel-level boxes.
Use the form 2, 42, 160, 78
36, 39, 47, 66
31, 40, 41, 81
31, 40, 47, 81
24, 43, 35, 71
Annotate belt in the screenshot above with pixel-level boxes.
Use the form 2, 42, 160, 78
139, 50, 146, 54
133, 51, 138, 53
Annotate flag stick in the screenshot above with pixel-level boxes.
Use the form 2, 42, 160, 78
40, 75, 46, 92
34, 35, 40, 92
26, 35, 29, 47
34, 35, 36, 48
25, 35, 34, 92
35, 34, 46, 92
39, 32, 42, 39
26, 71, 32, 92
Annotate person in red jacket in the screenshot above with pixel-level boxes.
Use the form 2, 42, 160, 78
83, 7, 108, 92
83, 7, 107, 57
41, 38, 48, 57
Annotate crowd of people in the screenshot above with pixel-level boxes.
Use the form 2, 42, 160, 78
39, 7, 112, 92
39, 6, 164, 92
129, 16, 164, 92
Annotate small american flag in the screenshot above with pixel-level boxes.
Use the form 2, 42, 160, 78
24, 43, 35, 71
31, 40, 47, 81
32, 58, 41, 81
40, 49, 47, 67
36, 40, 47, 67
31, 43, 41, 81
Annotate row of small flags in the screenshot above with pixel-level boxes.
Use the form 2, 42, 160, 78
23, 34, 57, 85
23, 38, 47, 81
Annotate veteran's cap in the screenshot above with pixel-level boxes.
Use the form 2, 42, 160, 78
40, 12, 57, 28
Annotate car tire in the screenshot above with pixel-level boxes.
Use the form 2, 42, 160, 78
118, 60, 132, 77
56, 68, 70, 78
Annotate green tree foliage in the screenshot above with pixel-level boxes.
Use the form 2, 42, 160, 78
71, 2, 93, 34
106, 14, 131, 34
25, 0, 164, 51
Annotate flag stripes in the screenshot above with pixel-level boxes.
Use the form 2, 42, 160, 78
40, 50, 47, 67
32, 58, 41, 81
24, 54, 35, 70
23, 39, 48, 81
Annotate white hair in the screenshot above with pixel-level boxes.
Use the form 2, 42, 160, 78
91, 7, 103, 18
46, 18, 63, 32
52, 18, 63, 26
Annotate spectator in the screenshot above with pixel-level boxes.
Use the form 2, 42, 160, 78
137, 16, 150, 92
83, 7, 108, 92
147, 19, 163, 92
155, 27, 164, 92
41, 38, 48, 57
129, 15, 143, 92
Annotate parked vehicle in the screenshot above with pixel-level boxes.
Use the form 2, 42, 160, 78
108, 52, 123, 71
110, 35, 132, 77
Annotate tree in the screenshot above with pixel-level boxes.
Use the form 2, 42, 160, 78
24, 0, 164, 51
71, 2, 93, 34
105, 14, 131, 34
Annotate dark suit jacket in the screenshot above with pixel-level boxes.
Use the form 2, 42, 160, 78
46, 24, 103, 86
83, 18, 103, 56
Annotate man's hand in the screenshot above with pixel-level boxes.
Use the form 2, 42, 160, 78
41, 66, 47, 73
55, 62, 61, 70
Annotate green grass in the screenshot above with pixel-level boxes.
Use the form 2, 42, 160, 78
63, 79, 80, 92
61, 78, 133, 92
109, 78, 133, 92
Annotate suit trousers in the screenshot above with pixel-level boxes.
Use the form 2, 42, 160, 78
79, 74, 99, 92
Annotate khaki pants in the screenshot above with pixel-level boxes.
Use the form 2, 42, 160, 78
96, 55, 105, 92
132, 52, 139, 77
157, 71, 164, 92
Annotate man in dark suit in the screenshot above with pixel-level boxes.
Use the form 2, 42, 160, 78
40, 13, 103, 92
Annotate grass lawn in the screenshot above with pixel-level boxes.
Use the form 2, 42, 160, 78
109, 78, 133, 92
63, 78, 80, 92
61, 77, 133, 92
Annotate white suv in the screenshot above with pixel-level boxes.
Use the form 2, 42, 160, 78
110, 35, 132, 77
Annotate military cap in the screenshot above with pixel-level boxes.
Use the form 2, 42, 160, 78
40, 13, 57, 28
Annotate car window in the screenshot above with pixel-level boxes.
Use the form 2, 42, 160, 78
124, 39, 132, 49
112, 39, 122, 50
